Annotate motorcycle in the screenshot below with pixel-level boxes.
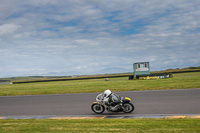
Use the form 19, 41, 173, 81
91, 96, 134, 114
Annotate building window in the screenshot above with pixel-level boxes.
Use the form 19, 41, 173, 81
145, 63, 148, 68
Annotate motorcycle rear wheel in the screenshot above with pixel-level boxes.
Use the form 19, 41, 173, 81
123, 103, 134, 113
91, 103, 105, 114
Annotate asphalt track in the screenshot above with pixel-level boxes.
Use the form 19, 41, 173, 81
0, 89, 200, 117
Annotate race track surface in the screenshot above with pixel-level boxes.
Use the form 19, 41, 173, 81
0, 89, 200, 116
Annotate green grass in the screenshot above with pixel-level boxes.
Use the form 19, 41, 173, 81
0, 72, 200, 96
0, 119, 200, 133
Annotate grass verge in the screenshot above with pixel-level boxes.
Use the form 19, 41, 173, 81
0, 119, 200, 133
0, 72, 200, 96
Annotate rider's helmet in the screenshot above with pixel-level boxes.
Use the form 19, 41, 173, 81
104, 90, 112, 98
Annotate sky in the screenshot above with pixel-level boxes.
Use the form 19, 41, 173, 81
0, 0, 200, 77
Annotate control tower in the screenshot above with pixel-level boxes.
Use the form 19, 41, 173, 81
133, 62, 150, 78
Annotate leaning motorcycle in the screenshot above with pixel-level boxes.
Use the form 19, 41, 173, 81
91, 97, 134, 114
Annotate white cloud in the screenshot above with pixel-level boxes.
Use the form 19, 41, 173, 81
0, 23, 20, 36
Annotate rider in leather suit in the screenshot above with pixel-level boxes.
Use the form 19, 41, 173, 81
96, 90, 122, 111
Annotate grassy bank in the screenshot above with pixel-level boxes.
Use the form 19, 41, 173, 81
0, 119, 200, 133
0, 72, 200, 96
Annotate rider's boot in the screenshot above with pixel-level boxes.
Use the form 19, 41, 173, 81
110, 104, 120, 111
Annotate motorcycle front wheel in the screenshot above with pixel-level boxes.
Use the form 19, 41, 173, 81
123, 103, 134, 113
91, 103, 105, 114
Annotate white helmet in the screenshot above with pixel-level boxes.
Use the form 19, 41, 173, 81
104, 90, 112, 98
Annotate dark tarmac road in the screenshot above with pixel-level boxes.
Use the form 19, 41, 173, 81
0, 89, 200, 116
